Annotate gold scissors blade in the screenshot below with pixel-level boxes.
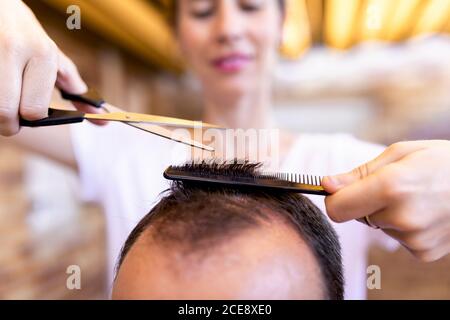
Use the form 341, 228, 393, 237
84, 111, 223, 129
128, 122, 214, 151
97, 103, 215, 152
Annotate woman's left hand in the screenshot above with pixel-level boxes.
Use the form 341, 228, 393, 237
322, 140, 450, 262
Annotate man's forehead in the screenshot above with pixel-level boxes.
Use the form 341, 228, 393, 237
114, 219, 324, 299
118, 196, 320, 286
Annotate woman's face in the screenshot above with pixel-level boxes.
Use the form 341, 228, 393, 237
177, 0, 283, 99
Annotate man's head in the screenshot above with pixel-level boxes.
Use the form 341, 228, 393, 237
112, 162, 344, 299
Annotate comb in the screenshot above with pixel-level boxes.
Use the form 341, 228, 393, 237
163, 165, 329, 196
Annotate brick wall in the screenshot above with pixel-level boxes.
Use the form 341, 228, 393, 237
0, 146, 107, 299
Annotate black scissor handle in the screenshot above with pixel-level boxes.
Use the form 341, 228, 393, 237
60, 88, 105, 108
19, 108, 86, 127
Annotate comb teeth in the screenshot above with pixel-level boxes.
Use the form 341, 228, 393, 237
259, 172, 323, 186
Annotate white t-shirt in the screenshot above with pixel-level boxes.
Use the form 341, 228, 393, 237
70, 121, 395, 299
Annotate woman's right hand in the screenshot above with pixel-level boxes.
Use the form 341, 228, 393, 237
0, 0, 89, 136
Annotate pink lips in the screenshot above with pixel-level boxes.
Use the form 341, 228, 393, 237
211, 53, 252, 73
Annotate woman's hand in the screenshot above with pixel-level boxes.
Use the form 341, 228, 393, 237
0, 0, 92, 136
322, 140, 450, 262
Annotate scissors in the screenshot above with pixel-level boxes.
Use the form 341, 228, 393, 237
19, 89, 221, 151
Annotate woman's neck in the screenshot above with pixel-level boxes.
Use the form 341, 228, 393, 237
202, 87, 274, 129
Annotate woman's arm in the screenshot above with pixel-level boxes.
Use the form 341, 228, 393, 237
4, 125, 77, 170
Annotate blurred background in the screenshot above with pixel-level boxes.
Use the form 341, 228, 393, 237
0, 0, 449, 299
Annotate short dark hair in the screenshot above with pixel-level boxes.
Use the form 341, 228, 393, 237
116, 161, 344, 300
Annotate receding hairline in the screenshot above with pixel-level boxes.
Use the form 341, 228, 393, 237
135, 194, 307, 251
130, 193, 311, 256
116, 205, 327, 299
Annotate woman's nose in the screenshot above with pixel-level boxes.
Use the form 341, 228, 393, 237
214, 4, 244, 44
